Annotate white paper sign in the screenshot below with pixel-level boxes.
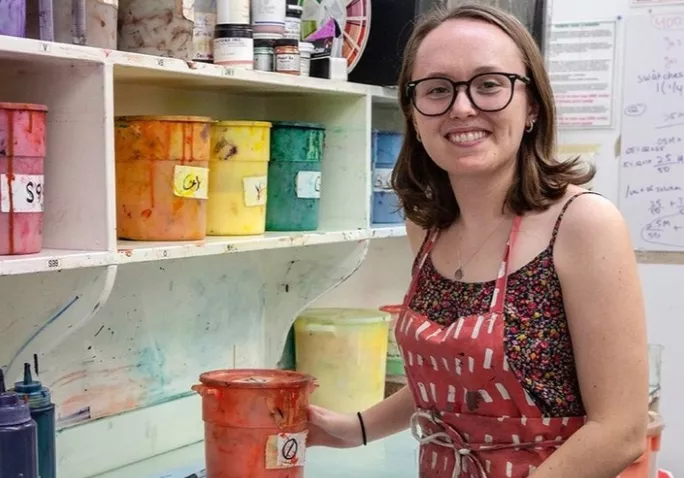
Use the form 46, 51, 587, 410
549, 21, 617, 127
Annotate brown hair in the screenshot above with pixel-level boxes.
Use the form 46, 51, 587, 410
391, 3, 595, 230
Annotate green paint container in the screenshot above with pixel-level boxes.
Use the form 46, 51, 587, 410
266, 121, 325, 231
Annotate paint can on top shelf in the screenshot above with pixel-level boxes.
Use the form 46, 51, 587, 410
294, 308, 391, 413
254, 39, 275, 71
371, 130, 404, 225
216, 0, 249, 24
114, 116, 212, 241
299, 41, 313, 76
265, 121, 325, 232
213, 24, 254, 68
207, 121, 272, 236
252, 0, 286, 39
274, 39, 300, 75
0, 102, 47, 256
284, 2, 302, 40
192, 369, 315, 478
193, 0, 217, 62
118, 0, 195, 60
45, 0, 117, 49
0, 0, 27, 37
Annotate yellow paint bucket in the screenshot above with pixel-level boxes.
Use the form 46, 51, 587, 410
207, 121, 272, 236
294, 308, 391, 414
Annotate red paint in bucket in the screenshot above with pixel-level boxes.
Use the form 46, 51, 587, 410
0, 103, 47, 255
192, 369, 316, 478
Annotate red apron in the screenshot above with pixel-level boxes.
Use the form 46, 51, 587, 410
396, 216, 587, 477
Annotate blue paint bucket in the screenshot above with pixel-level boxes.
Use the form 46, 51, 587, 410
371, 130, 404, 225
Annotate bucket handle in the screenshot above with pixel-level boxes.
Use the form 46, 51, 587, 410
191, 384, 219, 397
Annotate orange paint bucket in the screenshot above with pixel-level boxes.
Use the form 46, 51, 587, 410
192, 369, 316, 478
115, 115, 212, 241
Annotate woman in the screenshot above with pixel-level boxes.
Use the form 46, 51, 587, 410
307, 3, 649, 478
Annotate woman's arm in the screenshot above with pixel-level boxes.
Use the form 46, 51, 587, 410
308, 362, 416, 448
531, 194, 649, 477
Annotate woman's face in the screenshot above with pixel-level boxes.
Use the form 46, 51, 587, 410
411, 18, 536, 178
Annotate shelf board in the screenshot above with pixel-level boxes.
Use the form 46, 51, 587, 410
0, 249, 111, 276
0, 35, 400, 103
116, 227, 407, 265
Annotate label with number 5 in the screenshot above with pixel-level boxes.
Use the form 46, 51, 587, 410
0, 174, 44, 213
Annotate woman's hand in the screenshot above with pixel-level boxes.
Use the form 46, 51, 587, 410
307, 405, 363, 448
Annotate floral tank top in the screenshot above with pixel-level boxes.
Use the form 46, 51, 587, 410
408, 193, 594, 417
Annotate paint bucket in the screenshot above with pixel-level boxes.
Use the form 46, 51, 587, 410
252, 0, 286, 40
617, 412, 664, 478
118, 0, 195, 60
0, 0, 27, 37
299, 41, 313, 77
265, 121, 325, 232
115, 116, 212, 241
207, 121, 271, 236
380, 305, 405, 397
213, 24, 254, 69
193, 0, 217, 62
294, 308, 391, 413
191, 369, 316, 478
47, 0, 117, 48
372, 130, 403, 225
0, 103, 48, 256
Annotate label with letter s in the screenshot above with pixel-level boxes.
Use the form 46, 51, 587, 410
265, 431, 307, 469
173, 165, 209, 199
0, 174, 44, 213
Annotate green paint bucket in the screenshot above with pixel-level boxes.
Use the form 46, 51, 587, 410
266, 121, 326, 231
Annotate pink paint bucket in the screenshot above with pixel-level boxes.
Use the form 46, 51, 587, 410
0, 103, 48, 256
0, 0, 27, 37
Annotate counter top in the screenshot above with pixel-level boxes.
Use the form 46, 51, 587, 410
93, 431, 419, 478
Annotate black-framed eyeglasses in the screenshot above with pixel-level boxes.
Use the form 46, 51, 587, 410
406, 72, 531, 116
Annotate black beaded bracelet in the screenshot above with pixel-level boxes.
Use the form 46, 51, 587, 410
357, 411, 367, 446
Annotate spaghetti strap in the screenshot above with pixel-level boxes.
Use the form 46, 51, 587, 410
549, 191, 603, 249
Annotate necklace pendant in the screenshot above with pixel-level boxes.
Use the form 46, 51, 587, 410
454, 268, 464, 281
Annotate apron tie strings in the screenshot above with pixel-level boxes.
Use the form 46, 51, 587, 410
410, 410, 488, 478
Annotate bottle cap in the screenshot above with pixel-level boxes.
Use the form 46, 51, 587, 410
14, 363, 52, 409
0, 392, 31, 426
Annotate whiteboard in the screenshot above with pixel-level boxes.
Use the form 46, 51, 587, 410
620, 12, 684, 251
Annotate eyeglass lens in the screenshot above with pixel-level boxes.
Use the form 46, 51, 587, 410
413, 74, 516, 115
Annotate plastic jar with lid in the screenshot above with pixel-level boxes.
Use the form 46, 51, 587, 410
299, 41, 314, 77
285, 3, 302, 40
213, 24, 254, 69
252, 0, 286, 39
274, 38, 300, 75
254, 39, 275, 71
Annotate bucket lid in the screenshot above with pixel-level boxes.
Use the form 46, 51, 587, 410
116, 115, 214, 123
0, 102, 48, 112
199, 369, 314, 389
213, 120, 272, 128
271, 120, 325, 130
297, 308, 392, 325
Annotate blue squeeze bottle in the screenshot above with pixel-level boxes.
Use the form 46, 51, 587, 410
13, 360, 56, 478
0, 368, 38, 478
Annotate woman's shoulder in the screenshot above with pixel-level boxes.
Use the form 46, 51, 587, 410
552, 186, 633, 265
405, 219, 429, 257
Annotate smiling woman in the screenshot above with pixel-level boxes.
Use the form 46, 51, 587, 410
307, 4, 649, 478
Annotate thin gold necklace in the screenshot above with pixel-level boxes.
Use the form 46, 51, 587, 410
454, 217, 507, 281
